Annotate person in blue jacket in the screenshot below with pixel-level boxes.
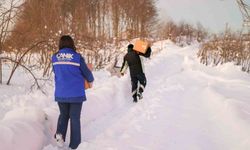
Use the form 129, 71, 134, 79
52, 35, 94, 149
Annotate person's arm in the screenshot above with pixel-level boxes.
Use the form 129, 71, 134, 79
144, 47, 152, 58
80, 56, 94, 83
120, 57, 128, 75
138, 47, 151, 58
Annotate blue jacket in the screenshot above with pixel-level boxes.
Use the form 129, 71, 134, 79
52, 48, 94, 103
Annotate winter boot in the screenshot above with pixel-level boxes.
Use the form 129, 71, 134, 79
55, 133, 64, 148
137, 92, 143, 100
133, 97, 138, 103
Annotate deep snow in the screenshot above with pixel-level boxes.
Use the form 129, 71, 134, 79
1, 40, 250, 150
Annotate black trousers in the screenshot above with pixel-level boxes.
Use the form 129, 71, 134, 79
131, 73, 147, 99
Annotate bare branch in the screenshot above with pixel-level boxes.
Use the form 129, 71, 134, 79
0, 56, 44, 92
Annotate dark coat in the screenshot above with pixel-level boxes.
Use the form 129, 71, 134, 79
120, 47, 151, 77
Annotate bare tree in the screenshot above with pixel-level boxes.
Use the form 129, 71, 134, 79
0, 0, 22, 84
0, 1, 4, 84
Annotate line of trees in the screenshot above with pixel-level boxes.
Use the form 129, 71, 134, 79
6, 0, 158, 50
0, 0, 158, 86
198, 27, 250, 72
156, 20, 208, 46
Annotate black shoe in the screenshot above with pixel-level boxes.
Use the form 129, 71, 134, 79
133, 98, 138, 103
137, 93, 143, 100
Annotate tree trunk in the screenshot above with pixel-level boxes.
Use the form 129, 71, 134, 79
0, 43, 2, 84
0, 54, 2, 84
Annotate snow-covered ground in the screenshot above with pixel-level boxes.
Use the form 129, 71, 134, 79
1, 40, 250, 150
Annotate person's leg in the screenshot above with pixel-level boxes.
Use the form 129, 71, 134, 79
137, 73, 147, 98
56, 102, 70, 141
131, 76, 138, 102
69, 102, 83, 149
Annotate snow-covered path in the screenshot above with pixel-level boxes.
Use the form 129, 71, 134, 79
75, 42, 250, 150
1, 41, 250, 150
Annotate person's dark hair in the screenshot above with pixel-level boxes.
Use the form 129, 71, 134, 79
127, 44, 134, 52
59, 35, 76, 51
128, 44, 134, 49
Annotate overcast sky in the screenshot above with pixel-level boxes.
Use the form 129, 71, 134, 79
156, 0, 243, 33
